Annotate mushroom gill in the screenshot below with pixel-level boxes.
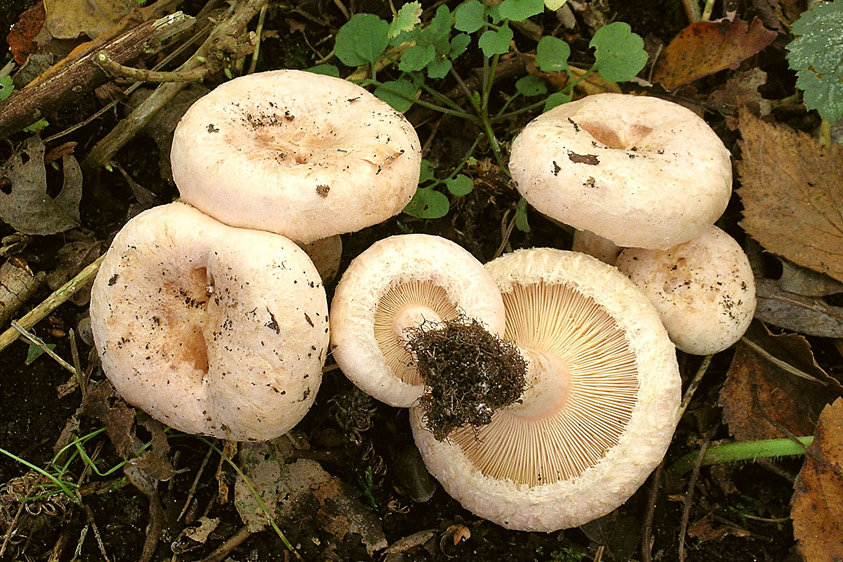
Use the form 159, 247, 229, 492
450, 281, 638, 487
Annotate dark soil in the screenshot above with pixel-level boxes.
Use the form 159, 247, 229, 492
0, 0, 830, 561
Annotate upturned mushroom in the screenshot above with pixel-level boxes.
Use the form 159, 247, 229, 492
329, 234, 506, 408
509, 93, 732, 250
90, 202, 329, 441
170, 69, 423, 244
411, 248, 681, 531
615, 225, 756, 355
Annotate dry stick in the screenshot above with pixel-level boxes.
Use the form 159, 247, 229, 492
82, 0, 268, 170
10, 321, 78, 375
681, 0, 701, 22
640, 461, 664, 562
678, 431, 713, 562
199, 526, 253, 562
677, 355, 713, 422
177, 446, 214, 521
0, 255, 104, 354
741, 337, 826, 385
0, 12, 194, 140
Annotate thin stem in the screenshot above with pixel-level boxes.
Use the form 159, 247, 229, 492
419, 82, 467, 114
668, 436, 813, 475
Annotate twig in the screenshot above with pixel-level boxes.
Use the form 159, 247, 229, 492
95, 52, 209, 82
681, 0, 701, 22
200, 526, 253, 562
741, 337, 826, 385
0, 255, 104, 354
247, 4, 268, 75
640, 461, 664, 562
10, 321, 77, 375
677, 355, 712, 422
177, 446, 214, 521
678, 431, 713, 562
82, 0, 267, 170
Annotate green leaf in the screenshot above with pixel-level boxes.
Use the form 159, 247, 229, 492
535, 36, 570, 72
419, 159, 436, 183
25, 342, 55, 365
426, 57, 453, 79
478, 25, 513, 57
374, 79, 418, 112
391, 26, 420, 47
545, 0, 567, 10
515, 197, 530, 232
445, 174, 474, 196
515, 75, 547, 96
422, 4, 453, 41
487, 4, 503, 24
404, 187, 450, 219
450, 33, 471, 57
306, 64, 340, 77
0, 76, 13, 101
787, 0, 843, 123
454, 0, 485, 33
499, 0, 544, 22
589, 22, 647, 82
23, 119, 49, 133
400, 44, 436, 72
544, 90, 572, 112
335, 14, 390, 66
390, 1, 422, 39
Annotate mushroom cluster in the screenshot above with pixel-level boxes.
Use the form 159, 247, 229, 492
509, 93, 755, 354
90, 70, 422, 441
330, 234, 681, 531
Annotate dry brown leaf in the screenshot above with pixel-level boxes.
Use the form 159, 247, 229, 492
755, 278, 843, 338
719, 330, 834, 441
708, 68, 772, 129
311, 476, 388, 555
7, 2, 46, 65
792, 398, 843, 562
738, 111, 843, 283
653, 17, 776, 90
779, 259, 843, 297
43, 0, 134, 39
688, 513, 751, 541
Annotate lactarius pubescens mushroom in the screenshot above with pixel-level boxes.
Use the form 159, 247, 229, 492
616, 225, 756, 355
510, 93, 732, 250
411, 248, 680, 531
329, 234, 506, 408
170, 69, 422, 244
90, 202, 329, 441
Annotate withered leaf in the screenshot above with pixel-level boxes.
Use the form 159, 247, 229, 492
43, 0, 133, 39
312, 477, 388, 554
779, 259, 843, 297
755, 278, 843, 338
719, 330, 834, 441
708, 68, 772, 128
0, 136, 81, 235
653, 17, 776, 91
7, 2, 46, 65
738, 111, 843, 283
792, 398, 843, 562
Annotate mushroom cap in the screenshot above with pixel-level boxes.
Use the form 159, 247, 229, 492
616, 225, 756, 355
170, 69, 422, 244
411, 248, 680, 531
509, 93, 732, 249
330, 234, 506, 408
90, 202, 329, 441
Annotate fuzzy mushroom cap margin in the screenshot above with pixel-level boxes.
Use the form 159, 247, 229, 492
330, 234, 506, 408
171, 70, 423, 244
90, 203, 329, 441
411, 249, 680, 531
509, 93, 732, 250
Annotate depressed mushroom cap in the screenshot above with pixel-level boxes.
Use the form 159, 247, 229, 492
171, 69, 422, 243
616, 225, 756, 355
330, 234, 506, 408
411, 248, 680, 531
90, 202, 329, 441
509, 93, 732, 249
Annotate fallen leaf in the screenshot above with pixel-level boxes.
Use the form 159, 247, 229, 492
792, 398, 843, 562
719, 330, 835, 441
755, 278, 843, 338
312, 477, 389, 554
779, 259, 843, 297
688, 512, 751, 541
0, 136, 82, 235
7, 2, 46, 65
653, 17, 777, 90
737, 111, 843, 283
43, 0, 134, 39
384, 529, 436, 554
708, 68, 772, 128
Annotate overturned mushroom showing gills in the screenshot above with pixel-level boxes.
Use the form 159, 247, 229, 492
330, 234, 506, 408
170, 69, 422, 244
90, 203, 329, 441
616, 225, 756, 355
411, 249, 681, 531
509, 93, 732, 250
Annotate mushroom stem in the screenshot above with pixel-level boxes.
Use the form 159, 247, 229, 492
393, 305, 443, 343
505, 347, 570, 419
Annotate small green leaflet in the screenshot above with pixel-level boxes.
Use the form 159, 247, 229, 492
478, 24, 513, 57
787, 0, 843, 123
25, 342, 56, 365
306, 64, 340, 77
454, 0, 485, 33
499, 0, 544, 22
445, 174, 474, 196
404, 187, 450, 219
334, 14, 390, 66
0, 76, 13, 101
400, 44, 436, 72
374, 79, 417, 112
590, 22, 647, 83
515, 75, 547, 97
389, 1, 422, 39
535, 36, 571, 72
515, 197, 530, 232
544, 0, 567, 10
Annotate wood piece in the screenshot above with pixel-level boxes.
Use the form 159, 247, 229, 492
0, 259, 44, 326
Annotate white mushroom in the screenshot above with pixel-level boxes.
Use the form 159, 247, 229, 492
170, 69, 422, 244
411, 248, 680, 531
616, 225, 756, 355
90, 202, 329, 441
509, 93, 732, 250
329, 234, 506, 408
